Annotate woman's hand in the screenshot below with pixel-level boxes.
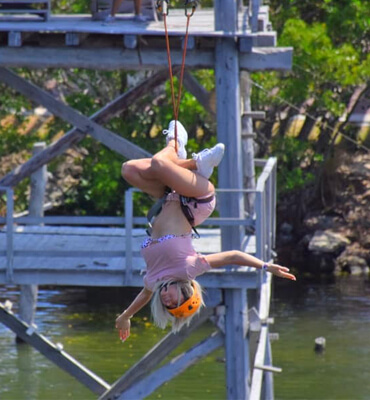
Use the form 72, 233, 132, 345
266, 263, 296, 281
115, 312, 131, 342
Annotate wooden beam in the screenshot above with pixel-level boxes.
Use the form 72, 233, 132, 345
224, 289, 250, 399
8, 31, 22, 47
0, 47, 293, 71
0, 302, 110, 395
17, 142, 46, 342
65, 32, 88, 46
0, 67, 151, 160
243, 111, 266, 120
241, 47, 292, 71
117, 332, 224, 400
123, 35, 138, 49
0, 69, 169, 187
215, 0, 244, 252
99, 307, 217, 400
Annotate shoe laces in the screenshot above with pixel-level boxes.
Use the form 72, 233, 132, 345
192, 148, 210, 161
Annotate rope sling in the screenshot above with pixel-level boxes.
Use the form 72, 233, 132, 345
156, 0, 197, 153
146, 1, 214, 239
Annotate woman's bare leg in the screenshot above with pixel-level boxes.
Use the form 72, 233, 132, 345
150, 142, 214, 198
121, 142, 198, 198
122, 140, 213, 198
121, 158, 165, 198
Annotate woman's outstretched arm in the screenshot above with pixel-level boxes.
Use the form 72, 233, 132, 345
115, 287, 153, 342
204, 250, 296, 281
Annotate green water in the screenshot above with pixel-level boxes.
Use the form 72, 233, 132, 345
0, 275, 369, 400
272, 276, 370, 400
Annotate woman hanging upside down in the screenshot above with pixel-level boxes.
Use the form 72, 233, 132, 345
115, 120, 296, 342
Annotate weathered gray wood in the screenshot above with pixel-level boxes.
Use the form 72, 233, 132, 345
239, 32, 276, 52
0, 69, 169, 188
65, 32, 81, 46
182, 35, 195, 50
0, 47, 293, 71
255, 157, 277, 261
250, 0, 260, 33
259, 272, 272, 321
0, 215, 253, 227
255, 190, 265, 260
10, 216, 128, 225
124, 188, 133, 285
99, 307, 217, 400
0, 0, 50, 20
123, 35, 138, 49
8, 31, 22, 47
263, 336, 275, 400
215, 0, 244, 252
117, 331, 224, 400
250, 325, 268, 400
224, 289, 250, 400
241, 71, 256, 216
0, 302, 110, 395
18, 143, 46, 340
0, 67, 151, 161
0, 186, 14, 282
243, 111, 266, 120
0, 8, 269, 34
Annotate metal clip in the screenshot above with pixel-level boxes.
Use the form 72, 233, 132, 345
26, 324, 38, 336
185, 0, 197, 17
156, 0, 169, 15
55, 342, 64, 352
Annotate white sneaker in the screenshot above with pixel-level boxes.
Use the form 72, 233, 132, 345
163, 120, 188, 159
193, 143, 225, 179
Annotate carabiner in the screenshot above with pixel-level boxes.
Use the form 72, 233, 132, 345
184, 0, 197, 17
156, 0, 169, 15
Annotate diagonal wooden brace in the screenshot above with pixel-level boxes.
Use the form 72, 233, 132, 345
0, 68, 170, 187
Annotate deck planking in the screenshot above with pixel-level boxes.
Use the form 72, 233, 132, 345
0, 8, 293, 70
0, 9, 261, 36
0, 226, 258, 288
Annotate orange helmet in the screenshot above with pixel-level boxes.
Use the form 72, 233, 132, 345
167, 282, 202, 318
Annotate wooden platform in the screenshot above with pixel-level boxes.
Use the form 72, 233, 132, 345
0, 226, 258, 288
0, 9, 292, 70
0, 0, 50, 20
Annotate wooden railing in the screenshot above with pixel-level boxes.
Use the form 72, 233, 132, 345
1, 157, 278, 398
1, 157, 277, 285
0, 186, 14, 282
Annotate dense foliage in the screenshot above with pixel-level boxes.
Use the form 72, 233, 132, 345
0, 0, 369, 216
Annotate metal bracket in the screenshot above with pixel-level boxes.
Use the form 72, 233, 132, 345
255, 364, 282, 373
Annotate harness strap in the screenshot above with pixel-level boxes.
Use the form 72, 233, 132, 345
146, 192, 214, 237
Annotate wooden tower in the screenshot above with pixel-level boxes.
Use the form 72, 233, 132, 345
0, 1, 292, 398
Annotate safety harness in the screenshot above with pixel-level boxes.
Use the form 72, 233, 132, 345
146, 188, 214, 239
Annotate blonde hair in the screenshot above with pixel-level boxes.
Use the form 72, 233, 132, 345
151, 279, 204, 333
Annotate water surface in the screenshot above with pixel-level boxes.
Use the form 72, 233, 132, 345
0, 276, 369, 399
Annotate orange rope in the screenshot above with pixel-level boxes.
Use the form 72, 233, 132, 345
162, 3, 195, 155
175, 15, 191, 120
163, 12, 178, 154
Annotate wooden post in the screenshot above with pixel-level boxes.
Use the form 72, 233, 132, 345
17, 142, 47, 342
263, 332, 274, 400
124, 188, 133, 285
214, 0, 244, 251
241, 71, 256, 216
224, 289, 250, 399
